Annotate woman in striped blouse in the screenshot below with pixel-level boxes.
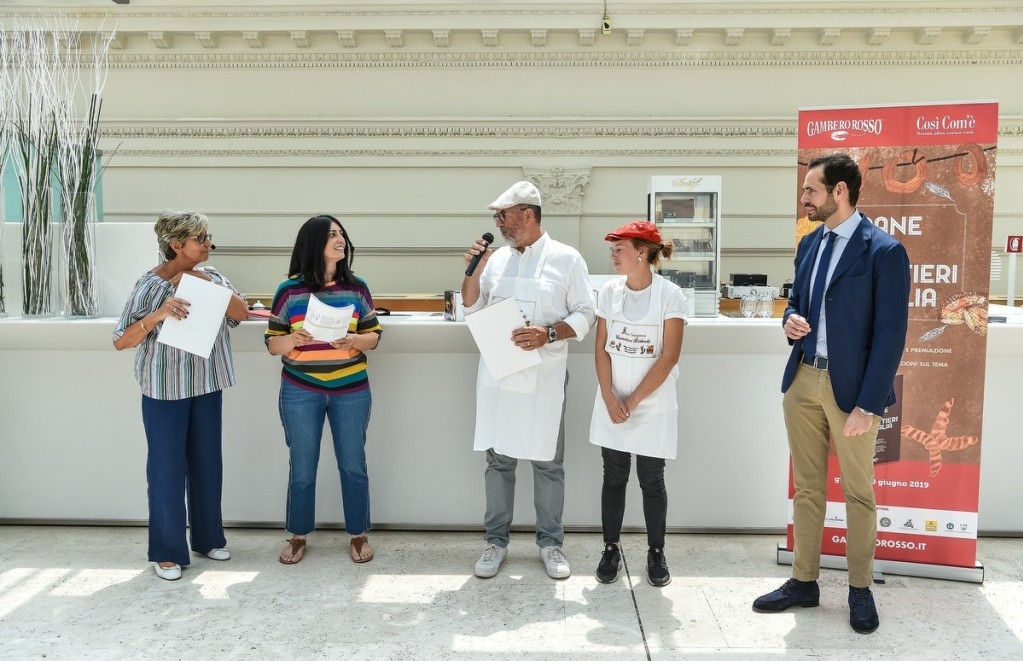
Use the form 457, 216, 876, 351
113, 210, 250, 581
266, 215, 382, 565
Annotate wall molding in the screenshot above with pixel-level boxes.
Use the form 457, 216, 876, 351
103, 124, 796, 139
101, 120, 1023, 141
106, 148, 796, 159
105, 148, 1023, 160
214, 245, 464, 257
207, 245, 796, 258
87, 48, 1023, 69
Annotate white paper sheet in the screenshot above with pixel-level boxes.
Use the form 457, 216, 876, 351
464, 297, 542, 381
304, 294, 354, 342
156, 273, 233, 359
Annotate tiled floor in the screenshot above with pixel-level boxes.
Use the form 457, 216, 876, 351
0, 526, 1021, 659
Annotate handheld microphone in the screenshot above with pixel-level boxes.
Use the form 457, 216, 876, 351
464, 232, 494, 277
209, 244, 217, 250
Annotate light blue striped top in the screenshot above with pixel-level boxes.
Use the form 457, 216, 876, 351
113, 266, 241, 400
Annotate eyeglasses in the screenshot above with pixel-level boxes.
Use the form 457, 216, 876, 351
190, 233, 213, 244
492, 206, 528, 222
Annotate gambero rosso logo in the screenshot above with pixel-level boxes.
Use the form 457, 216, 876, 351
805, 118, 884, 141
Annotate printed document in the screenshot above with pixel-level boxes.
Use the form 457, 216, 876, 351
157, 273, 232, 359
465, 297, 542, 380
304, 294, 354, 342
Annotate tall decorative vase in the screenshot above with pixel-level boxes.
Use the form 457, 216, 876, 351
60, 191, 99, 318
21, 185, 55, 317
0, 185, 7, 318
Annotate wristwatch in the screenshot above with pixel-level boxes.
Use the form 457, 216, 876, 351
546, 325, 558, 343
857, 407, 873, 417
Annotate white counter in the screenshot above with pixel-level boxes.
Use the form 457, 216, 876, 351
1, 313, 1020, 533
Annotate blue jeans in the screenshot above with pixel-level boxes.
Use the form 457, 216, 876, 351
279, 379, 372, 536
141, 391, 227, 565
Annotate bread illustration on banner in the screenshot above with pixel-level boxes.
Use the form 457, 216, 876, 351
918, 291, 988, 342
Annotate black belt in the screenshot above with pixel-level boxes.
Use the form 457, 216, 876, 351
802, 353, 829, 370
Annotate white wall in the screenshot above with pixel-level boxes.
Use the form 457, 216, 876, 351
1, 1, 1022, 304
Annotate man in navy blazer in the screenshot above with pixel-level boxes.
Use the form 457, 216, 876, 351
753, 153, 910, 634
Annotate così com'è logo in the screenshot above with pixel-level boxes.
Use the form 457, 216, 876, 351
805, 118, 884, 142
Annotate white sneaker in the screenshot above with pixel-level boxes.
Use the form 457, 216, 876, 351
540, 546, 571, 579
474, 544, 508, 578
206, 548, 231, 561
153, 563, 182, 581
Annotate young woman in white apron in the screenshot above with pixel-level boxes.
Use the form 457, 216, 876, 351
589, 221, 686, 587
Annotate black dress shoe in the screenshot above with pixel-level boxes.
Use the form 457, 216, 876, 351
848, 586, 880, 633
752, 578, 820, 612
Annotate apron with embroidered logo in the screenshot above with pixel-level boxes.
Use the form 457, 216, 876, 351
589, 274, 679, 460
473, 239, 568, 461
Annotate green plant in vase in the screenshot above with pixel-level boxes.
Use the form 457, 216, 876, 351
10, 25, 60, 317
54, 29, 113, 318
0, 23, 14, 316
16, 113, 58, 317
57, 93, 102, 317
0, 180, 7, 317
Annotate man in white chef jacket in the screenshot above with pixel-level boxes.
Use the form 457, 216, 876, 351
461, 180, 596, 579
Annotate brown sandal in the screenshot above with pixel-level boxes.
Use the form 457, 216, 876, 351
350, 535, 374, 563
279, 537, 306, 565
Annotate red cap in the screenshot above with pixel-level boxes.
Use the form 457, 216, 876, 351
605, 221, 661, 243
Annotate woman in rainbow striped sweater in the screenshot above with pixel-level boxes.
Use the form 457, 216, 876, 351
265, 215, 382, 565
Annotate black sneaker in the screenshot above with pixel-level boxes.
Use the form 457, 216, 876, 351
595, 543, 621, 584
647, 547, 671, 587
848, 586, 880, 634
752, 578, 820, 612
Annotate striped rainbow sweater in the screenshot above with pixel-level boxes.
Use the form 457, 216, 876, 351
265, 275, 381, 394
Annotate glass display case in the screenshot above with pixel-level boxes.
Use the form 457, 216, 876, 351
648, 175, 721, 316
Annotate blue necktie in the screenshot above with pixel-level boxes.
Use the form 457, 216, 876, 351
804, 231, 836, 356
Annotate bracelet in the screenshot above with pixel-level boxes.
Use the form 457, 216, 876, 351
139, 319, 148, 333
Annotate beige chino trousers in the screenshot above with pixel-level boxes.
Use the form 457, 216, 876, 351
783, 362, 880, 588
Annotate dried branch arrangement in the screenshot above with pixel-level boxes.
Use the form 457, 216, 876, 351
0, 30, 12, 315
4, 18, 113, 317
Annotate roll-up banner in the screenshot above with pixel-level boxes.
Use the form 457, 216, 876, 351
791, 101, 998, 572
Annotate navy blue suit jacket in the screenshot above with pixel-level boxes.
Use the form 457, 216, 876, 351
781, 212, 910, 414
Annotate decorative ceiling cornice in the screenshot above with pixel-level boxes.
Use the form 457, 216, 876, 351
4, 2, 1021, 65
2, 3, 1022, 20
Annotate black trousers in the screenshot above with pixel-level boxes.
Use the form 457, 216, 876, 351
600, 446, 667, 549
